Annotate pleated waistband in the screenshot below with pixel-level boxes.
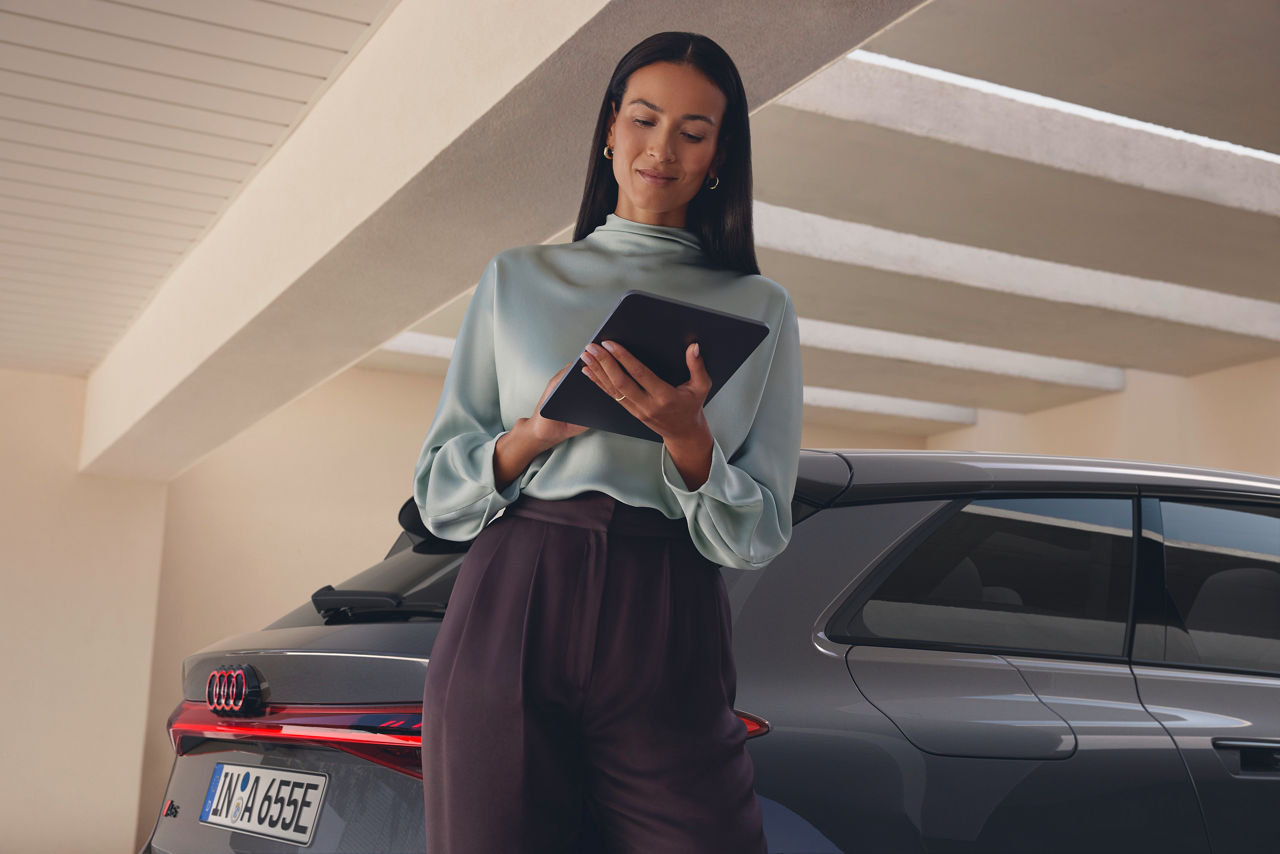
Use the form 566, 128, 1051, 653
503, 490, 690, 539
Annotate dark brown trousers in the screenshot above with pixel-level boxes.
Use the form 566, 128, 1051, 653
421, 490, 768, 854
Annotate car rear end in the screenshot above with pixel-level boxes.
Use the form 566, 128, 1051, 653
140, 532, 774, 854
140, 529, 460, 853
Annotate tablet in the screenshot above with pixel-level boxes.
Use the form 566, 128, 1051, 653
539, 289, 770, 442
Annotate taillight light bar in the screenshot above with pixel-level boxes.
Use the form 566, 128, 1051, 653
168, 700, 770, 780
737, 709, 771, 738
167, 700, 425, 778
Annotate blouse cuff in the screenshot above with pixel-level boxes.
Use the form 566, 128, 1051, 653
479, 429, 523, 506
660, 434, 733, 504
422, 430, 522, 538
465, 430, 523, 530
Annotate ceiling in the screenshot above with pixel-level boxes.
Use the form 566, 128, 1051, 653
2, 0, 1277, 463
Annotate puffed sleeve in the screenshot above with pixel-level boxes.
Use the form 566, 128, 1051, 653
412, 255, 521, 540
659, 291, 804, 570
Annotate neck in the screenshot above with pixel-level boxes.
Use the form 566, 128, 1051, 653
613, 201, 688, 228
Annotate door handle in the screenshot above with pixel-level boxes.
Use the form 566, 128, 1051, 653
1213, 738, 1280, 751
1213, 738, 1280, 772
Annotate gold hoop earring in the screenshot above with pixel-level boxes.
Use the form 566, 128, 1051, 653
706, 175, 719, 190
603, 144, 613, 160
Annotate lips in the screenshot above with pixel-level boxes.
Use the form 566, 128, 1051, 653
638, 169, 676, 184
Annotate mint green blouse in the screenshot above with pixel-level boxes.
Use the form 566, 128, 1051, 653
412, 213, 803, 570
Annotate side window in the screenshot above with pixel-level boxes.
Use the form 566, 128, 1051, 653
1159, 500, 1280, 674
840, 496, 1134, 656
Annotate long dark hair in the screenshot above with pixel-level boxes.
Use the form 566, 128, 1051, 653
572, 32, 759, 276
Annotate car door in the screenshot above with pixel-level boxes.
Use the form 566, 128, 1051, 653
828, 494, 1210, 853
1131, 497, 1280, 854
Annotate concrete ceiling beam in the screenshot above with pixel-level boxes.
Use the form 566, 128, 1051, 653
780, 50, 1280, 217
859, 0, 1280, 157
754, 202, 1280, 375
803, 386, 976, 436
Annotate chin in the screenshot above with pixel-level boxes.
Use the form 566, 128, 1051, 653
632, 185, 692, 209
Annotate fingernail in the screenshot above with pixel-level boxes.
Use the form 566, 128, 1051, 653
601, 340, 616, 352
692, 342, 700, 357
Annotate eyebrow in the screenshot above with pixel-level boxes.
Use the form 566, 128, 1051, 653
626, 97, 717, 127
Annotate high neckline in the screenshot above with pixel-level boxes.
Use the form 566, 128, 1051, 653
587, 213, 702, 253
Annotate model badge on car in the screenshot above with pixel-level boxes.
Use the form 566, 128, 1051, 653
205, 665, 264, 716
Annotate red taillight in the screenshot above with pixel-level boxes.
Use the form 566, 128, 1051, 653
167, 700, 769, 779
167, 700, 424, 778
736, 709, 770, 738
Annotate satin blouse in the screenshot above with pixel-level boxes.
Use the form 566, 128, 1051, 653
412, 213, 803, 570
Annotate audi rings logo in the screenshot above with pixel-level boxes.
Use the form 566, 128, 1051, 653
206, 665, 264, 717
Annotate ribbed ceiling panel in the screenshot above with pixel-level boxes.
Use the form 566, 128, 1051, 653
0, 0, 401, 375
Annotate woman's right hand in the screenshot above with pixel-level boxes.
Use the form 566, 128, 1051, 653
491, 362, 590, 493
526, 362, 591, 447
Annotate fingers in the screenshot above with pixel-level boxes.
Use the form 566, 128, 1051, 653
578, 348, 619, 397
596, 341, 665, 395
684, 341, 711, 393
581, 362, 623, 401
581, 342, 645, 399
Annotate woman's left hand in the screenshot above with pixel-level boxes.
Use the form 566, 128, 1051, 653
579, 339, 711, 442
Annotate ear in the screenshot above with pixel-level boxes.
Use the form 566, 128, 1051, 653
711, 142, 728, 173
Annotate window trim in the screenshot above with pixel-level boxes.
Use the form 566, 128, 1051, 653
825, 491, 1141, 662
833, 635, 1133, 667
1131, 497, 1168, 664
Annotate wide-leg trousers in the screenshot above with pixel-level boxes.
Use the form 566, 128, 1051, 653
420, 490, 768, 854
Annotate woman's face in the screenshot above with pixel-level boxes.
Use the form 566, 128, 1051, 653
606, 61, 728, 228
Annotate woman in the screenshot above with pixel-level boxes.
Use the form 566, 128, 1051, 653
414, 31, 803, 854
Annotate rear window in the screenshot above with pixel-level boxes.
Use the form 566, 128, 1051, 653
833, 496, 1135, 657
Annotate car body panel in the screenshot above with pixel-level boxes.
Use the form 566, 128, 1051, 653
846, 646, 1077, 759
1133, 665, 1280, 854
183, 625, 436, 704
794, 449, 852, 508
1008, 657, 1212, 851
729, 498, 1211, 852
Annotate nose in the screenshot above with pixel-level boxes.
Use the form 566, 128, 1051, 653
648, 133, 675, 163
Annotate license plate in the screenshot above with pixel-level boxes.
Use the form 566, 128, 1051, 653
199, 762, 328, 846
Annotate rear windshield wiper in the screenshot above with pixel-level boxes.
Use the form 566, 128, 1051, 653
311, 584, 447, 623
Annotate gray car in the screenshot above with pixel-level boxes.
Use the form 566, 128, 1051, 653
141, 450, 1280, 853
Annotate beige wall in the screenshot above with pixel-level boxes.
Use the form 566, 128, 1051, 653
0, 368, 167, 853
927, 357, 1280, 479
802, 420, 925, 450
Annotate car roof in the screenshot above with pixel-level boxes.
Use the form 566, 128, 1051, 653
794, 448, 1280, 504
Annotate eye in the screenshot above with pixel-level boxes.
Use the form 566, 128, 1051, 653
631, 118, 703, 142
